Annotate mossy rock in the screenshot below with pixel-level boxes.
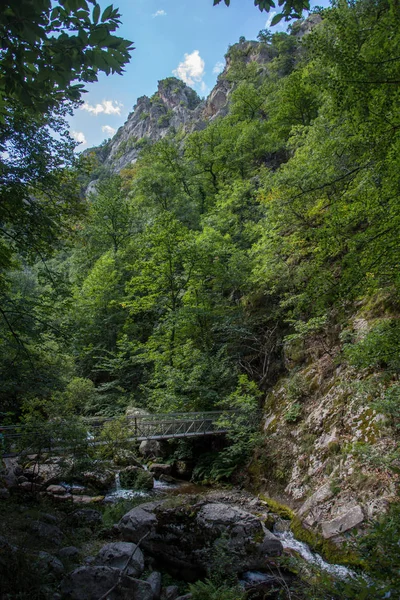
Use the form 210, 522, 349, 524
120, 467, 153, 491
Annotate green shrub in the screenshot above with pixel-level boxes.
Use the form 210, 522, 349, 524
344, 319, 400, 373
284, 402, 302, 422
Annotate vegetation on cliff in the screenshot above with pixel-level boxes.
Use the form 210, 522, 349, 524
1, 0, 400, 596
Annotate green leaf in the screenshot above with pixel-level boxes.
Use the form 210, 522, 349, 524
270, 12, 284, 25
101, 5, 113, 22
92, 3, 100, 24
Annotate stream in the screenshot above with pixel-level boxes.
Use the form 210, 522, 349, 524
103, 469, 358, 583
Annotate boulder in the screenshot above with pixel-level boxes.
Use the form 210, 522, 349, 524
82, 469, 115, 491
19, 481, 42, 492
119, 500, 282, 581
321, 505, 364, 539
68, 508, 102, 526
36, 551, 64, 576
149, 464, 171, 478
259, 530, 285, 556
95, 542, 145, 578
61, 566, 154, 600
298, 482, 333, 517
139, 440, 165, 459
120, 466, 153, 491
158, 474, 176, 484
147, 571, 162, 599
46, 484, 68, 495
30, 520, 63, 545
59, 546, 80, 560
162, 585, 179, 600
119, 502, 160, 542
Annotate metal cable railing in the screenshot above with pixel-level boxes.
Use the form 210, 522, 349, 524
0, 410, 247, 457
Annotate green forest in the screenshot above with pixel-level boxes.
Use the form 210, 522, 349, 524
1, 0, 400, 598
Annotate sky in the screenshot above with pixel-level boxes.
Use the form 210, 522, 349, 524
69, 0, 327, 150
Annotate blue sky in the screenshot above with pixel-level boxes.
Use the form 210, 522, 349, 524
69, 0, 327, 149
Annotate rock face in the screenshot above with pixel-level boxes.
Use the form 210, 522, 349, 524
321, 505, 364, 539
85, 37, 283, 178
118, 500, 282, 581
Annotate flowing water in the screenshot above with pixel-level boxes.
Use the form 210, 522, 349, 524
104, 470, 178, 502
103, 469, 359, 583
274, 530, 357, 579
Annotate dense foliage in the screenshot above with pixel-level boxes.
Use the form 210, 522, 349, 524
1, 0, 400, 596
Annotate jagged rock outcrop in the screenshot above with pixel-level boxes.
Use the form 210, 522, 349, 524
85, 36, 285, 175
89, 77, 204, 174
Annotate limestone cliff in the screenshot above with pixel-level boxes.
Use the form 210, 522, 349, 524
248, 296, 398, 543
86, 38, 279, 176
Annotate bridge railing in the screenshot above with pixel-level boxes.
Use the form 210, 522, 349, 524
0, 410, 244, 456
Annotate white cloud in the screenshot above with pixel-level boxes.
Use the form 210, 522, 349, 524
102, 125, 116, 137
213, 61, 225, 75
152, 9, 166, 17
80, 100, 123, 116
173, 50, 205, 86
265, 12, 276, 27
72, 131, 87, 145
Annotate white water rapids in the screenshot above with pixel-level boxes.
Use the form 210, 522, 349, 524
275, 530, 356, 579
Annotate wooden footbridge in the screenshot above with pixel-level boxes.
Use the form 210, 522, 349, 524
0, 411, 241, 457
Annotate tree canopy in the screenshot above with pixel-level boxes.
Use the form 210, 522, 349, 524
213, 0, 311, 25
0, 0, 133, 121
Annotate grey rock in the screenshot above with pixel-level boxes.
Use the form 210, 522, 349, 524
118, 502, 160, 542
69, 508, 102, 526
149, 463, 171, 478
127, 579, 154, 600
139, 440, 164, 459
162, 586, 179, 600
46, 484, 68, 495
41, 513, 59, 524
147, 571, 162, 599
196, 502, 262, 536
158, 474, 176, 484
298, 482, 333, 517
95, 542, 145, 578
61, 566, 153, 600
37, 551, 64, 576
82, 469, 115, 491
119, 500, 282, 581
30, 520, 63, 545
17, 476, 28, 484
176, 596, 192, 600
59, 546, 80, 560
321, 505, 364, 539
60, 565, 119, 600
258, 530, 284, 556
19, 480, 42, 492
